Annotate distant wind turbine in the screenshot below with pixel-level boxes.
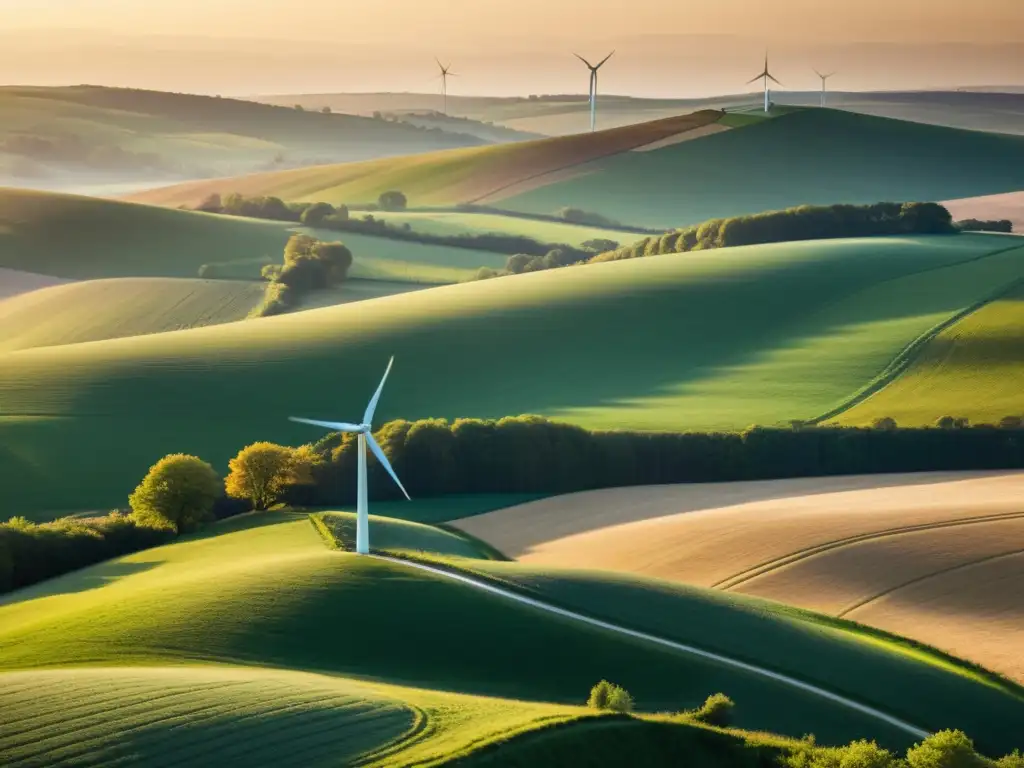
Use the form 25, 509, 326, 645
574, 51, 614, 132
289, 357, 410, 555
436, 59, 457, 116
747, 53, 782, 113
814, 69, 836, 107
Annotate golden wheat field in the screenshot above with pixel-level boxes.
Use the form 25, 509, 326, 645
453, 471, 1024, 682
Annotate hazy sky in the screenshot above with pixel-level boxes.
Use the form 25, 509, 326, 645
2, 1, 1023, 96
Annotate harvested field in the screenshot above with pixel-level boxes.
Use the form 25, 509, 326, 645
0, 268, 70, 301
630, 122, 732, 152
453, 471, 1024, 681
943, 190, 1024, 232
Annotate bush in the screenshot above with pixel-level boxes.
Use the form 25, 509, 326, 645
128, 454, 222, 534
556, 207, 620, 227
378, 190, 408, 211
997, 752, 1024, 768
955, 219, 1013, 233
225, 442, 317, 510
872, 417, 898, 431
906, 730, 987, 768
587, 680, 634, 713
688, 693, 735, 727
0, 512, 175, 594
300, 202, 336, 227
785, 739, 898, 768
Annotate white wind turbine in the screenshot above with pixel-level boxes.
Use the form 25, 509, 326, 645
289, 357, 410, 555
436, 59, 456, 115
814, 69, 836, 107
574, 51, 614, 132
747, 53, 782, 113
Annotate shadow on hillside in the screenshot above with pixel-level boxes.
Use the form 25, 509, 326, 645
0, 560, 161, 607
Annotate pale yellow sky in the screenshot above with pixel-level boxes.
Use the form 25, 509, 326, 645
1, 1, 1022, 95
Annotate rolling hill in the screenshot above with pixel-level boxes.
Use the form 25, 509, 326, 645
127, 110, 726, 211
834, 279, 1024, 427
452, 471, 1024, 685
3, 233, 1024, 513
0, 85, 486, 190
3, 509, 1022, 765
132, 109, 1024, 230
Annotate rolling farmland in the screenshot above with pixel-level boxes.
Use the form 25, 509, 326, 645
453, 471, 1024, 684
3, 233, 1024, 513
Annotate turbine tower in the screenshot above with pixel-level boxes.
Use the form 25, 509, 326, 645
574, 51, 614, 132
436, 59, 456, 116
289, 357, 410, 555
814, 69, 835, 107
747, 53, 782, 113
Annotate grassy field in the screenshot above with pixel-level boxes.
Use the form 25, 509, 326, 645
3, 233, 1024, 513
0, 268, 68, 301
132, 109, 1024, 230
0, 85, 484, 186
0, 278, 265, 352
496, 110, 1024, 228
3, 510, 1014, 756
454, 472, 1024, 684
128, 111, 724, 210
345, 210, 643, 249
835, 279, 1024, 426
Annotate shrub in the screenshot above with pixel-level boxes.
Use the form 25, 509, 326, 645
872, 417, 898, 431
225, 442, 317, 510
128, 454, 222, 534
556, 207, 619, 227
997, 752, 1024, 768
688, 693, 735, 727
955, 218, 1013, 233
906, 730, 987, 768
378, 190, 408, 211
785, 739, 898, 768
195, 193, 223, 213
587, 680, 634, 713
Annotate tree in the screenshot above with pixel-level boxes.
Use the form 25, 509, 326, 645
320, 106, 332, 114
225, 442, 316, 510
906, 730, 987, 768
129, 454, 221, 534
312, 240, 354, 282
300, 202, 335, 227
689, 693, 735, 727
587, 680, 634, 713
195, 193, 222, 213
378, 190, 408, 211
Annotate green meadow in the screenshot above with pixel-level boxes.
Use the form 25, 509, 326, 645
3, 233, 1024, 513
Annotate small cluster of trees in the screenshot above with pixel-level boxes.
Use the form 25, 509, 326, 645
556, 207, 622, 228
785, 730, 1022, 768
591, 202, 957, 264
955, 218, 1014, 233
252, 234, 354, 317
474, 239, 620, 280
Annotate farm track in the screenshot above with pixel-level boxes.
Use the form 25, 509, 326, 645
374, 556, 929, 740
839, 547, 1024, 618
713, 510, 1024, 591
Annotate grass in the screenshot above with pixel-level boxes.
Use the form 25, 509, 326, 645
0, 278, 265, 352
411, 556, 1024, 756
0, 511, 985, 751
3, 233, 1024, 513
835, 280, 1024, 426
497, 109, 1024, 228
313, 512, 503, 559
128, 111, 724, 210
345, 210, 642, 249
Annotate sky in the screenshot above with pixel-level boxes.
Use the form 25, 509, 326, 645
1, 1, 1023, 96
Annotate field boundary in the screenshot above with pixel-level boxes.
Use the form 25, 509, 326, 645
372, 554, 930, 740
810, 248, 1024, 425
839, 547, 1024, 618
712, 510, 1024, 590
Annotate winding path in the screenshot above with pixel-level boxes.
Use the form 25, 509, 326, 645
375, 555, 930, 740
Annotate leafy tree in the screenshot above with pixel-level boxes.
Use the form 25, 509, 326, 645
300, 202, 335, 226
378, 190, 408, 211
195, 193, 222, 213
872, 417, 898, 431
320, 106, 332, 114
225, 442, 317, 510
688, 693, 735, 727
906, 730, 987, 768
581, 238, 620, 253
505, 253, 533, 274
129, 454, 221, 534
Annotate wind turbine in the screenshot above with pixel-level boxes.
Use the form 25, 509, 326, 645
289, 357, 410, 555
814, 69, 835, 107
436, 59, 456, 116
574, 51, 614, 132
747, 53, 782, 113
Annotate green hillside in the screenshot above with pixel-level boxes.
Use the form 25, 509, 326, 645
0, 511, 990, 753
3, 233, 1024, 513
834, 277, 1024, 426
493, 110, 1024, 228
0, 278, 264, 352
0, 85, 484, 185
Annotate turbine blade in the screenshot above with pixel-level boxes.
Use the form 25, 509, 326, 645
596, 50, 615, 68
363, 356, 394, 425
366, 433, 411, 501
746, 74, 765, 84
289, 417, 362, 433
767, 74, 782, 86
814, 68, 823, 78
573, 53, 595, 68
